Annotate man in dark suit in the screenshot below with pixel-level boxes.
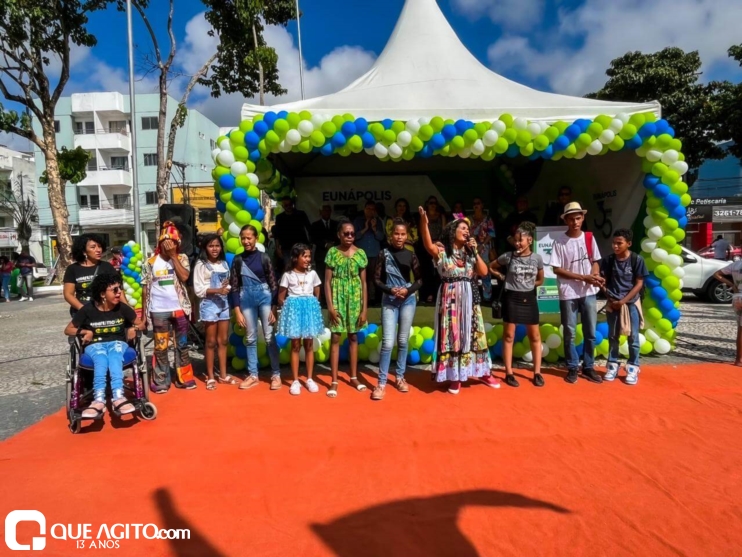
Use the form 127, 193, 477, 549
310, 205, 338, 304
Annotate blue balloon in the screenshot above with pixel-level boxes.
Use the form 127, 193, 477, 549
576, 344, 584, 357
339, 345, 349, 362
595, 331, 604, 345
331, 132, 347, 148
645, 275, 661, 288
361, 132, 376, 149
677, 216, 688, 228
245, 131, 260, 149
671, 205, 687, 219
341, 122, 356, 138
554, 135, 570, 151
356, 330, 366, 345
253, 120, 269, 137
644, 175, 661, 189
515, 324, 526, 342
625, 135, 642, 150
216, 200, 227, 214
664, 194, 681, 209
651, 286, 668, 301
421, 339, 435, 355
341, 338, 349, 349
529, 152, 540, 161
430, 133, 446, 150
235, 344, 247, 359
254, 209, 265, 222
249, 149, 261, 162
219, 174, 235, 190
454, 119, 469, 134
420, 145, 434, 158
541, 145, 554, 159
245, 197, 260, 214
320, 143, 334, 156
407, 350, 420, 365
659, 298, 675, 313
564, 125, 581, 141
654, 184, 670, 198
655, 120, 669, 135
366, 323, 378, 334
231, 187, 247, 204
225, 253, 235, 267
122, 246, 132, 255
576, 119, 591, 132
229, 333, 242, 346
263, 112, 277, 127
276, 335, 289, 349
382, 118, 393, 130
123, 268, 131, 277
506, 144, 520, 157
492, 340, 503, 358
638, 123, 657, 138
666, 126, 675, 138
597, 322, 609, 338
277, 110, 288, 119
354, 118, 368, 135
441, 125, 457, 140
666, 308, 681, 322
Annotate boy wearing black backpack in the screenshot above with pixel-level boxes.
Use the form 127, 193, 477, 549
600, 229, 648, 385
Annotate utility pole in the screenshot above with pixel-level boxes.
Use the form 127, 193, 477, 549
126, 0, 142, 245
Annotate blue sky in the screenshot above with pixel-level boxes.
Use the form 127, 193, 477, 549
2, 0, 741, 150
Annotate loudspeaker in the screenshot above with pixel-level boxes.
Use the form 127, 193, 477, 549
158, 204, 196, 256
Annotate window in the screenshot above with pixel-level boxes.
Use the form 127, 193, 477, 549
141, 116, 158, 130
75, 121, 94, 134
0, 215, 10, 227
144, 153, 158, 166
198, 209, 218, 223
80, 194, 100, 210
109, 121, 127, 134
54, 120, 60, 133
200, 164, 207, 172
145, 191, 158, 205
210, 139, 216, 150
146, 229, 157, 248
198, 132, 205, 139
86, 152, 97, 171
113, 194, 131, 209
110, 156, 128, 170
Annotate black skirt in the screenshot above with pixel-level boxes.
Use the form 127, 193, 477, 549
502, 289, 539, 325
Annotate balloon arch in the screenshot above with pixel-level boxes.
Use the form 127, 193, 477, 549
209, 110, 687, 369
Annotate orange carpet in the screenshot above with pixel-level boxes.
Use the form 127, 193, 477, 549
1, 363, 741, 556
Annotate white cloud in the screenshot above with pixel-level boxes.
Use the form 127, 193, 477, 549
451, 0, 545, 31
67, 57, 179, 98
487, 0, 742, 96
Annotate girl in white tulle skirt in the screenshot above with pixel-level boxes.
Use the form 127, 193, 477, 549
277, 243, 324, 395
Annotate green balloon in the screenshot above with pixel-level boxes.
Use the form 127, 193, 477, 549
287, 113, 301, 128
348, 135, 363, 153
321, 122, 336, 138
577, 133, 592, 147
618, 123, 637, 140
646, 196, 663, 209
647, 307, 662, 323
474, 123, 487, 137
358, 344, 369, 361
640, 341, 653, 355
513, 343, 526, 359
239, 120, 253, 133
410, 136, 424, 152
534, 135, 549, 151
672, 228, 686, 242
663, 218, 679, 231
544, 350, 559, 363
382, 129, 397, 145
226, 201, 241, 214
671, 181, 688, 196
310, 131, 325, 147
494, 138, 509, 154
298, 140, 312, 154
659, 236, 676, 250
215, 165, 230, 177
274, 119, 289, 136
219, 190, 232, 204
661, 275, 680, 291
430, 117, 445, 131
463, 129, 478, 145
226, 237, 241, 253
235, 210, 252, 226
451, 136, 465, 150
516, 130, 532, 147
229, 130, 245, 146
499, 113, 514, 126
391, 121, 405, 134
545, 126, 560, 141
418, 125, 434, 141
587, 122, 603, 138
502, 129, 517, 144
654, 264, 671, 279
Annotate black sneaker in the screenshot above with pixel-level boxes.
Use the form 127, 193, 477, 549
581, 368, 603, 384
505, 374, 519, 388
533, 373, 545, 387
565, 368, 578, 384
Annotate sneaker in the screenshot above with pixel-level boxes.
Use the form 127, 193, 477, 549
289, 380, 301, 396
604, 362, 619, 382
270, 375, 282, 390
396, 377, 409, 393
151, 383, 169, 394
19, 296, 27, 302
371, 385, 385, 401
581, 368, 603, 384
480, 375, 501, 389
565, 368, 579, 384
305, 378, 319, 393
28, 297, 33, 302
625, 365, 640, 385
448, 380, 461, 394
239, 375, 259, 390
505, 374, 519, 388
184, 380, 197, 390
533, 373, 545, 387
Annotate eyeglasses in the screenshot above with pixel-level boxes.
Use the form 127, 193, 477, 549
109, 286, 121, 294
342, 231, 355, 237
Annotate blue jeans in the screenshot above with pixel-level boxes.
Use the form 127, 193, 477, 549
378, 297, 416, 385
84, 341, 126, 400
1, 274, 10, 300
559, 295, 597, 371
607, 303, 640, 366
241, 296, 280, 376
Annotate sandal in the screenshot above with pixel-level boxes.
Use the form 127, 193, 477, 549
350, 377, 367, 391
216, 375, 238, 385
112, 398, 136, 415
81, 401, 106, 420
206, 379, 217, 391
327, 381, 338, 398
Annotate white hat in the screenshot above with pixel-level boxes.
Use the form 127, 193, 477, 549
560, 202, 587, 220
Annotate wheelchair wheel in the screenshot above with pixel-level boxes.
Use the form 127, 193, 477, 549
68, 410, 81, 434
140, 402, 157, 421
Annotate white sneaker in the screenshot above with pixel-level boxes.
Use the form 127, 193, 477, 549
19, 296, 27, 302
305, 378, 319, 393
289, 380, 301, 396
625, 365, 640, 385
604, 362, 619, 382
28, 297, 33, 302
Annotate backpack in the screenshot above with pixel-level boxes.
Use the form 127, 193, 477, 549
603, 252, 645, 300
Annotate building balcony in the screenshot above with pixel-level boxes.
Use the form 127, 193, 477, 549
73, 129, 131, 151
78, 202, 134, 228
71, 92, 127, 114
78, 168, 132, 188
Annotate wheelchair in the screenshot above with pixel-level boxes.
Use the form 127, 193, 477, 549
66, 332, 157, 434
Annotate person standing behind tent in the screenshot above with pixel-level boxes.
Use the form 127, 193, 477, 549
15, 249, 36, 302
386, 198, 418, 252
549, 202, 604, 385
310, 204, 338, 304
353, 200, 385, 305
542, 186, 573, 227
371, 218, 423, 401
273, 196, 311, 273
711, 235, 733, 261
503, 196, 539, 246
469, 197, 497, 301
417, 197, 447, 303
63, 233, 118, 317
141, 221, 196, 392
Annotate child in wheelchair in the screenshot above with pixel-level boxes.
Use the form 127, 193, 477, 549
64, 273, 145, 419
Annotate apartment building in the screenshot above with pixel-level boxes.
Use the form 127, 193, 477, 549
33, 92, 220, 260
0, 146, 42, 261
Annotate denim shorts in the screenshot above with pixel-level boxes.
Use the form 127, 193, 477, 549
200, 297, 230, 322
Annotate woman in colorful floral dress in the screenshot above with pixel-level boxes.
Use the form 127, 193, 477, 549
418, 207, 500, 395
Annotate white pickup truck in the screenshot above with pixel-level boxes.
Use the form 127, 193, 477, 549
681, 247, 732, 303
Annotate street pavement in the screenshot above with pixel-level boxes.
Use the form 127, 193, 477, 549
0, 293, 736, 440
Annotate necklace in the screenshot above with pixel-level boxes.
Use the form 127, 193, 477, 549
295, 270, 308, 288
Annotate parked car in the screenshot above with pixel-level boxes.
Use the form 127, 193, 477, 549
681, 247, 732, 303
32, 263, 48, 281
697, 244, 742, 261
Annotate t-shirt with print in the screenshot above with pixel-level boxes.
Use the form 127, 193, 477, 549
497, 252, 543, 292
600, 254, 649, 304
720, 260, 742, 289
549, 232, 601, 300
72, 302, 137, 344
63, 261, 118, 303
149, 256, 183, 313
280, 270, 321, 297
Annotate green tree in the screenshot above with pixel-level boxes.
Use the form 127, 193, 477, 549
587, 47, 725, 184
713, 44, 742, 160
126, 0, 296, 213
0, 176, 38, 250
0, 0, 104, 273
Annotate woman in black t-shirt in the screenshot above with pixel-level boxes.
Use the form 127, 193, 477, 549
63, 234, 118, 316
64, 273, 143, 419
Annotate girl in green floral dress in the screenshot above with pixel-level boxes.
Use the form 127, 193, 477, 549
324, 218, 368, 398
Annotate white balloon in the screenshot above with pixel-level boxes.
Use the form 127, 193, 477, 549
539, 121, 550, 133
609, 118, 624, 132
599, 129, 615, 144
247, 173, 259, 186
278, 140, 292, 153
616, 113, 630, 123
127, 240, 136, 246
484, 323, 494, 332
397, 131, 412, 147
230, 161, 248, 176
645, 328, 660, 343
216, 150, 235, 167
491, 120, 507, 134
653, 339, 671, 354
312, 337, 321, 352
404, 120, 420, 134
678, 279, 684, 290
513, 117, 528, 130
374, 143, 388, 158
646, 150, 662, 162
320, 328, 331, 343
541, 343, 550, 358
471, 139, 485, 156
523, 350, 533, 362
482, 129, 499, 147
647, 226, 663, 241
546, 334, 562, 349
643, 216, 657, 229
388, 143, 403, 159
364, 147, 376, 156
286, 129, 302, 145
256, 243, 266, 253
651, 248, 668, 263
671, 266, 685, 278
619, 342, 629, 357
666, 254, 683, 269
661, 149, 679, 165
418, 117, 431, 126
310, 114, 325, 128
641, 239, 657, 252
670, 161, 689, 175
223, 211, 235, 225
211, 148, 221, 162
575, 149, 587, 160
219, 138, 231, 150
527, 122, 541, 136
638, 333, 646, 347
368, 349, 381, 364
458, 148, 471, 159
298, 120, 314, 137
299, 347, 306, 362
635, 145, 651, 157
228, 222, 241, 237
587, 140, 603, 155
